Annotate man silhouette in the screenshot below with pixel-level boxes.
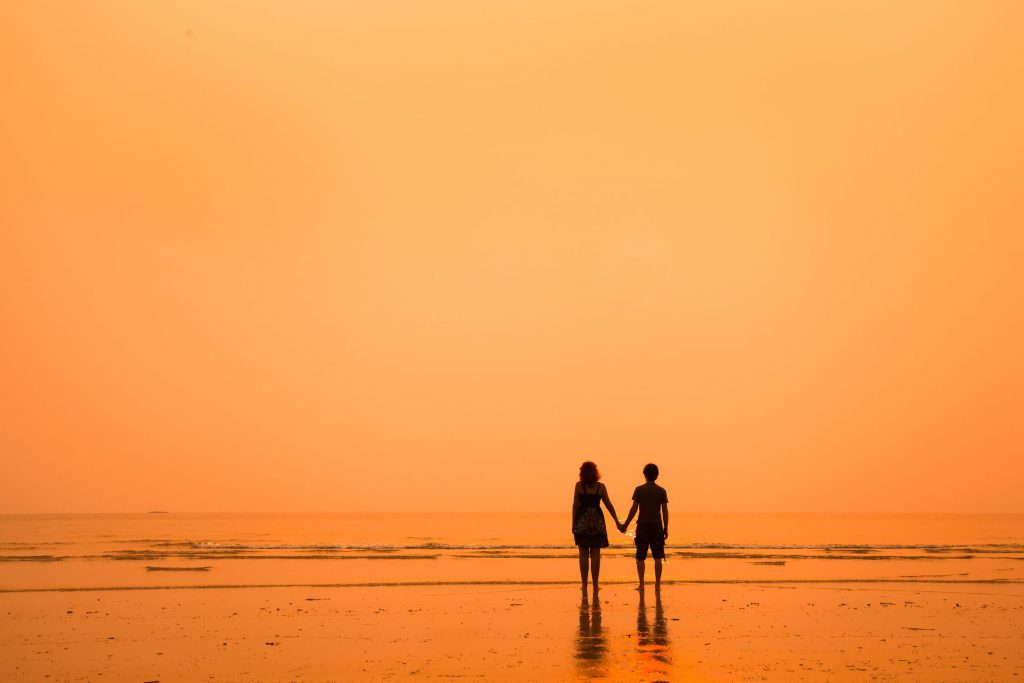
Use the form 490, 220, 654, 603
618, 463, 669, 590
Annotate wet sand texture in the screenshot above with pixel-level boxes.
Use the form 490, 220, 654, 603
3, 583, 1023, 681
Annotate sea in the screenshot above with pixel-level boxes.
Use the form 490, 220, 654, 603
2, 513, 1022, 593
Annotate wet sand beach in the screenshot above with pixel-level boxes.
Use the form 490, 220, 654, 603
3, 513, 1024, 680
3, 582, 1024, 681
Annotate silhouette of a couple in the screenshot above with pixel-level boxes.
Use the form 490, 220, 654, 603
571, 461, 669, 592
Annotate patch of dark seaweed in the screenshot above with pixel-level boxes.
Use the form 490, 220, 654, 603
167, 544, 401, 554
145, 566, 211, 572
0, 555, 65, 562
119, 540, 194, 547
97, 548, 247, 559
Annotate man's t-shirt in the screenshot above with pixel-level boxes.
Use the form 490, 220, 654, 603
632, 483, 668, 526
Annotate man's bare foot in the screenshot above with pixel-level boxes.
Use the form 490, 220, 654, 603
635, 584, 645, 591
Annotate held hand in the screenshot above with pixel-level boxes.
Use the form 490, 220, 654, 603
617, 522, 627, 533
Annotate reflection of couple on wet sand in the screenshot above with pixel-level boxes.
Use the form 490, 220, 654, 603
572, 461, 670, 593
575, 585, 671, 678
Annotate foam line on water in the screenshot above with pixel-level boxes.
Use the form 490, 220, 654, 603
3, 577, 1024, 594
181, 541, 1024, 552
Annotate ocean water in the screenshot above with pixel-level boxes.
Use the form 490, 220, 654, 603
2, 513, 1022, 592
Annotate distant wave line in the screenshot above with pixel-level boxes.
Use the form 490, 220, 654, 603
3, 577, 1023, 594
3, 550, 1023, 562
179, 541, 1024, 553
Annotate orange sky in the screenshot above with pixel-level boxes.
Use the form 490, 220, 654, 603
2, 1, 1022, 513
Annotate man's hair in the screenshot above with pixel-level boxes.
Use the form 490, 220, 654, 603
643, 463, 659, 481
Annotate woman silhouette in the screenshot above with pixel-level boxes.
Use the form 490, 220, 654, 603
572, 461, 622, 592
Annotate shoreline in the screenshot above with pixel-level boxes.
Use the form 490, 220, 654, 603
4, 576, 1024, 594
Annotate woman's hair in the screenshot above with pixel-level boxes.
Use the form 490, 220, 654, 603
579, 461, 601, 484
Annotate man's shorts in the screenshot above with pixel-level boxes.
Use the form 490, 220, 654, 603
634, 523, 665, 560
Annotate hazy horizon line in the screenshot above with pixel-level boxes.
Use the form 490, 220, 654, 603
3, 510, 1023, 516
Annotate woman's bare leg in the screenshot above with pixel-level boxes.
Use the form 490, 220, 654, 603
578, 547, 589, 589
590, 547, 601, 590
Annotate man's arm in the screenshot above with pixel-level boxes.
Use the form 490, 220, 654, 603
661, 502, 669, 540
621, 501, 639, 530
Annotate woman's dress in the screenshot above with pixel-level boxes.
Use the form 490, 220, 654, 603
573, 484, 610, 548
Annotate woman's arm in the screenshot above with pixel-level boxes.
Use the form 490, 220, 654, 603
571, 483, 580, 531
601, 484, 621, 526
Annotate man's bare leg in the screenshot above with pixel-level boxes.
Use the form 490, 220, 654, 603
654, 558, 663, 589
578, 547, 589, 590
636, 558, 645, 590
